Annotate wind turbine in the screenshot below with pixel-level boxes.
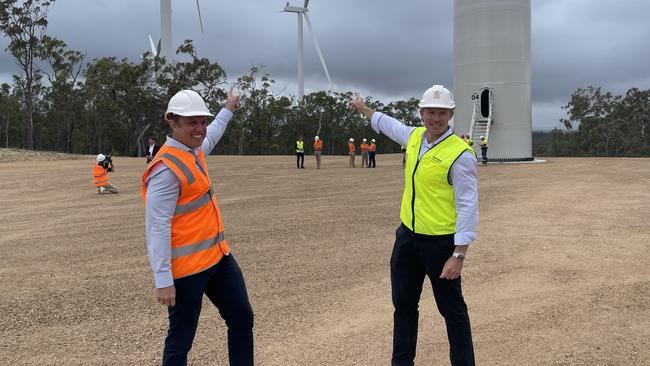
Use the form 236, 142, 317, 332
148, 0, 205, 62
283, 0, 333, 102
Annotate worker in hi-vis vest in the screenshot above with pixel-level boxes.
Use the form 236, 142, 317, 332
295, 136, 305, 169
142, 90, 253, 365
360, 138, 370, 167
479, 135, 488, 165
348, 138, 356, 167
313, 135, 323, 169
349, 84, 478, 366
93, 154, 119, 194
368, 138, 377, 168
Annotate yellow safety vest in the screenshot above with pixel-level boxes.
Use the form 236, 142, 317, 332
400, 128, 475, 235
480, 139, 488, 148
296, 140, 304, 153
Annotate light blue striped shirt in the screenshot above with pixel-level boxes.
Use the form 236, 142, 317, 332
371, 112, 479, 246
145, 108, 232, 288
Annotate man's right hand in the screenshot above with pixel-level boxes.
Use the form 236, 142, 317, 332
348, 93, 374, 119
156, 285, 176, 307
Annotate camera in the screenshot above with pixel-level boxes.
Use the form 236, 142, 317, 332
102, 155, 114, 171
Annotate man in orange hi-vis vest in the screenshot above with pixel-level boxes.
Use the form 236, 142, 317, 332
360, 138, 370, 167
348, 138, 356, 167
142, 90, 253, 365
314, 135, 323, 169
368, 138, 377, 168
93, 154, 119, 194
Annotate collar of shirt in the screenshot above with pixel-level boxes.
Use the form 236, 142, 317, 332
165, 135, 198, 154
165, 135, 205, 172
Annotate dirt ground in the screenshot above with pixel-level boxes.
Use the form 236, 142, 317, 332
1, 151, 648, 365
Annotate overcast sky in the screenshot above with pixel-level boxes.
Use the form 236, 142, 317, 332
2, 0, 650, 130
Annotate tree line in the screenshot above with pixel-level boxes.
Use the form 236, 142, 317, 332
534, 86, 650, 157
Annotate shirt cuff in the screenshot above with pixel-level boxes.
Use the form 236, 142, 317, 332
454, 232, 476, 246
370, 112, 383, 133
154, 271, 174, 289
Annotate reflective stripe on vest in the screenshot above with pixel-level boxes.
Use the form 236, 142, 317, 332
159, 153, 196, 185
175, 186, 214, 215
142, 144, 229, 279
399, 128, 475, 235
172, 231, 225, 259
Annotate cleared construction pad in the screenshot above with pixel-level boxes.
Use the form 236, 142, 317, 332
1, 153, 648, 365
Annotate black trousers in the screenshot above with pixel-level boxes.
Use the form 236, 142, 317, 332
481, 148, 488, 164
390, 224, 475, 366
296, 152, 304, 168
163, 254, 254, 366
369, 152, 376, 167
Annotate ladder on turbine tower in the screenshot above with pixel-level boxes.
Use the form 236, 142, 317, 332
468, 87, 493, 151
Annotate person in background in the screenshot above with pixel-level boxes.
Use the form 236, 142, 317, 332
368, 138, 377, 168
314, 136, 323, 169
479, 135, 488, 165
348, 138, 356, 167
360, 138, 370, 167
296, 136, 305, 169
93, 154, 119, 194
146, 137, 161, 164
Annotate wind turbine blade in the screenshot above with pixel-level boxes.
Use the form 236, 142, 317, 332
304, 0, 310, 9
196, 0, 205, 34
157, 39, 162, 56
303, 12, 333, 92
148, 35, 158, 56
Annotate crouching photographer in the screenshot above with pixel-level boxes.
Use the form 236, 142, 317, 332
93, 154, 119, 194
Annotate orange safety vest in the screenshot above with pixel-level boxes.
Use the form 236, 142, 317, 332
141, 144, 230, 280
369, 143, 376, 152
360, 143, 369, 152
314, 140, 323, 151
93, 164, 109, 187
348, 143, 355, 154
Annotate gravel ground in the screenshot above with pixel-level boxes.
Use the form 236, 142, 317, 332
0, 153, 648, 365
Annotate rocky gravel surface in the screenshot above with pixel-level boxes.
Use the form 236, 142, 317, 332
0, 154, 648, 365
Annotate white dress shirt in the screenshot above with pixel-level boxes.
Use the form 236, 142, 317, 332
145, 108, 233, 288
371, 112, 478, 246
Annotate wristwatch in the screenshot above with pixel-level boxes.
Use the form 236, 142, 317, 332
452, 252, 465, 262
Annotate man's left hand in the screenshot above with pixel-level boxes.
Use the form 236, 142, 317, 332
439, 256, 463, 280
225, 88, 240, 112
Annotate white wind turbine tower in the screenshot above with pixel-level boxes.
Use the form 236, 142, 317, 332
149, 0, 205, 62
283, 0, 333, 102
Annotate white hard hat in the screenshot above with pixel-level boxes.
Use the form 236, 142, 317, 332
362, 138, 367, 142
480, 135, 485, 139
349, 138, 354, 142
418, 85, 455, 109
165, 90, 213, 118
315, 136, 319, 141
371, 139, 375, 143
96, 154, 106, 163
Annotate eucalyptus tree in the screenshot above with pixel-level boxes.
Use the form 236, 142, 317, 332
0, 0, 55, 149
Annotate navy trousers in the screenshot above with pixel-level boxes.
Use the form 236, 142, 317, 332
390, 224, 475, 366
163, 254, 254, 366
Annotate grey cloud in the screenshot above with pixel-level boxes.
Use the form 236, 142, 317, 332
1, 0, 649, 130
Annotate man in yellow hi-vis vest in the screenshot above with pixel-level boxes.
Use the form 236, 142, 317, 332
295, 136, 305, 168
350, 85, 478, 366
